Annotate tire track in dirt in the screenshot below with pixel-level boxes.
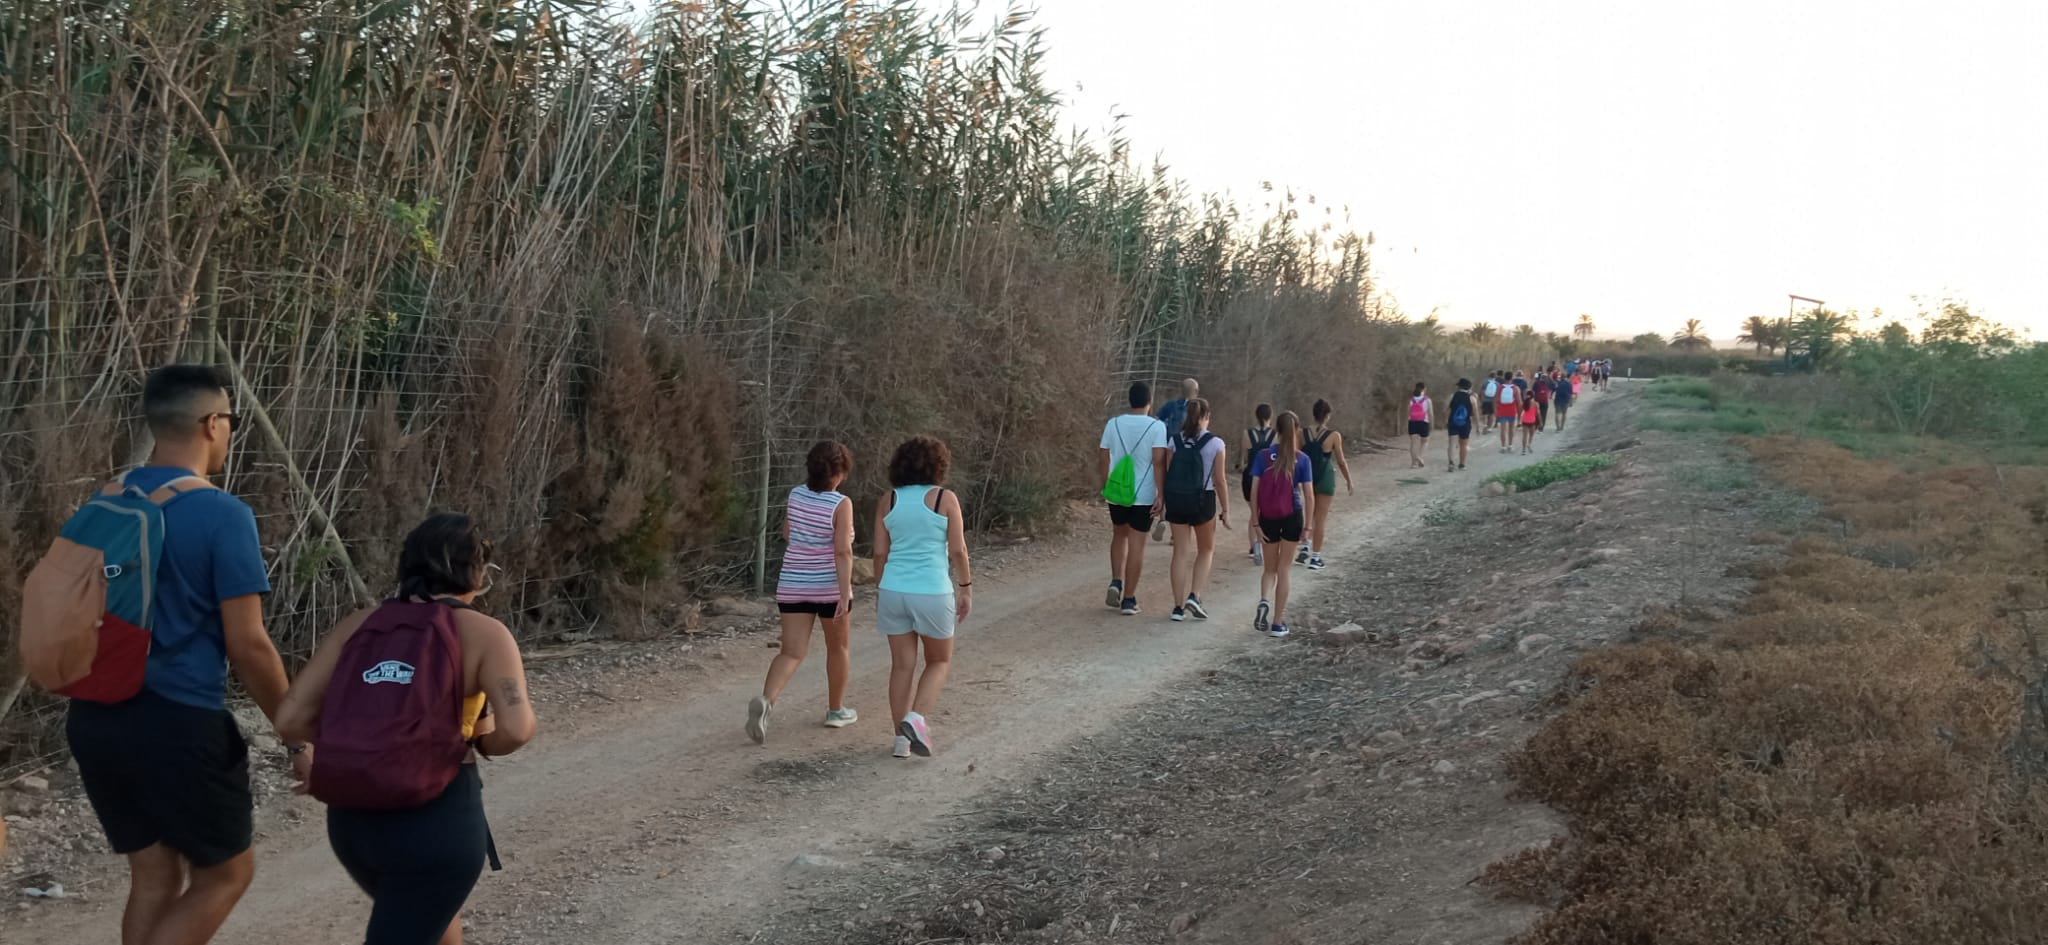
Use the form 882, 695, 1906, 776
10, 389, 1634, 945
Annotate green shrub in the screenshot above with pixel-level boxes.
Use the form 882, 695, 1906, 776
1486, 453, 1617, 492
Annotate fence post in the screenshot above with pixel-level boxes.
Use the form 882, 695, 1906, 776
752, 307, 776, 596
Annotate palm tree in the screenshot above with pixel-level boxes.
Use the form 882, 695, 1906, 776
1513, 324, 1537, 339
1574, 313, 1596, 340
1736, 316, 1781, 355
1466, 322, 1500, 343
1787, 309, 1854, 370
1670, 319, 1711, 351
1419, 314, 1446, 337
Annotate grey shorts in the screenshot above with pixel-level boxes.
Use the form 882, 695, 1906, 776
877, 589, 956, 639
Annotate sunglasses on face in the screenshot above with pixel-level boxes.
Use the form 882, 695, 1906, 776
200, 412, 243, 432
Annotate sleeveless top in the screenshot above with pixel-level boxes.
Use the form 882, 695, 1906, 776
776, 485, 846, 603
880, 485, 953, 596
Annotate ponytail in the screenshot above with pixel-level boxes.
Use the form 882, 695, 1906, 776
1181, 397, 1211, 440
1273, 411, 1301, 476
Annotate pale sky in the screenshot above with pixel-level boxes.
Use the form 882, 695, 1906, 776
980, 0, 2048, 341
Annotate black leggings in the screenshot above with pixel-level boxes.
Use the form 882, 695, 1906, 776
327, 765, 487, 945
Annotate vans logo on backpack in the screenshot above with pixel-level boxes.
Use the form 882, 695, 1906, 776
361, 660, 416, 685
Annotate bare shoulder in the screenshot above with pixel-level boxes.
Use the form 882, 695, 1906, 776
453, 607, 517, 649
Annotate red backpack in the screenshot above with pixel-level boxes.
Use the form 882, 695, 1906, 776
309, 600, 470, 811
1256, 450, 1298, 520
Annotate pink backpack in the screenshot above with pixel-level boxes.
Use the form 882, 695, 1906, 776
1256, 451, 1297, 519
1409, 396, 1428, 421
309, 600, 470, 811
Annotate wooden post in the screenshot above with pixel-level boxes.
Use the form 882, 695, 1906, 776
212, 330, 374, 605
753, 308, 776, 596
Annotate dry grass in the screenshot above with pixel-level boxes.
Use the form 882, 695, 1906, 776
1504, 438, 2048, 944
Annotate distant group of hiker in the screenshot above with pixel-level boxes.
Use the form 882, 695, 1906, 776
14, 358, 1619, 945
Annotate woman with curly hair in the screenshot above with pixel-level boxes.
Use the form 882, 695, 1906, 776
747, 441, 858, 745
872, 436, 973, 758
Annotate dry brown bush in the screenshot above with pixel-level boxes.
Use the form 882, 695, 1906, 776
1504, 439, 2048, 944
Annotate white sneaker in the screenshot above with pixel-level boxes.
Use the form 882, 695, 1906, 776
892, 735, 913, 758
824, 707, 858, 728
900, 713, 934, 757
1254, 599, 1271, 634
745, 695, 771, 744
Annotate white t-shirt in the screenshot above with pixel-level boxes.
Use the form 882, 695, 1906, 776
1101, 413, 1169, 505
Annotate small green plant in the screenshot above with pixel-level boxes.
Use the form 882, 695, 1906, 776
1486, 453, 1616, 492
1421, 498, 1469, 527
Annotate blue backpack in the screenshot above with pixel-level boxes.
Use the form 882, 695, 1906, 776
20, 472, 213, 702
1451, 397, 1471, 428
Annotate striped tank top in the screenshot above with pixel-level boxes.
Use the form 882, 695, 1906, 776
775, 485, 846, 603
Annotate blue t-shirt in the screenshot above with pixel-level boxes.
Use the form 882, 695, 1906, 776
123, 466, 270, 710
1156, 399, 1189, 438
1247, 449, 1315, 512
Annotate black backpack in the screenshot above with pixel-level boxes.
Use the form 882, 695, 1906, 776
1164, 432, 1217, 513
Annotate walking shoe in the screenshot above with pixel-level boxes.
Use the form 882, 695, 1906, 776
1295, 547, 1311, 565
1252, 545, 1264, 564
892, 735, 913, 758
746, 695, 772, 744
1254, 599, 1271, 634
1171, 606, 1187, 622
1105, 580, 1124, 609
1184, 595, 1210, 619
1152, 520, 1168, 542
1121, 597, 1140, 616
1269, 623, 1291, 639
1307, 554, 1326, 571
824, 707, 858, 728
1459, 462, 1466, 470
899, 713, 933, 757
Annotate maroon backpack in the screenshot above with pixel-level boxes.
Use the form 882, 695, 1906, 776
309, 599, 470, 811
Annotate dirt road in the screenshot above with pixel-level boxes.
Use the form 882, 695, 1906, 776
11, 390, 1627, 944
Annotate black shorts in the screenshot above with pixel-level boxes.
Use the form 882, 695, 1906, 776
1108, 503, 1155, 534
67, 689, 253, 868
328, 764, 488, 945
1448, 424, 1472, 440
1240, 471, 1255, 503
1481, 401, 1495, 416
1258, 510, 1305, 545
1165, 492, 1217, 526
777, 601, 839, 618
1408, 420, 1431, 437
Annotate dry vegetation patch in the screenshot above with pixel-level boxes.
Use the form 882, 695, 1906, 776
1504, 438, 2048, 945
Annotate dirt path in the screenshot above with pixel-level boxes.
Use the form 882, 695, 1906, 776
10, 390, 1632, 944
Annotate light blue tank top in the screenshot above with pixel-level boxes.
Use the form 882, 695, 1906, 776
879, 485, 953, 596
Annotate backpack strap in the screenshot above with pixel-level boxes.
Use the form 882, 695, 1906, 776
148, 476, 216, 505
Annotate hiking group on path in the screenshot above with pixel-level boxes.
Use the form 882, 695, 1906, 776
12, 359, 1613, 945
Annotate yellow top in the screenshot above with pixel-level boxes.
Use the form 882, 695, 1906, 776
460, 691, 488, 740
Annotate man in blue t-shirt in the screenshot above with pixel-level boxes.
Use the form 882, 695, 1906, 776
65, 365, 295, 943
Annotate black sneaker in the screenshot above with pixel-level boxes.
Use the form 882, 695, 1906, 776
1170, 607, 1187, 622
1254, 599, 1271, 633
1105, 581, 1123, 609
1121, 597, 1140, 616
1184, 595, 1210, 619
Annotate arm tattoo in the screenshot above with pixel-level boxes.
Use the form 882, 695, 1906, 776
495, 677, 525, 708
